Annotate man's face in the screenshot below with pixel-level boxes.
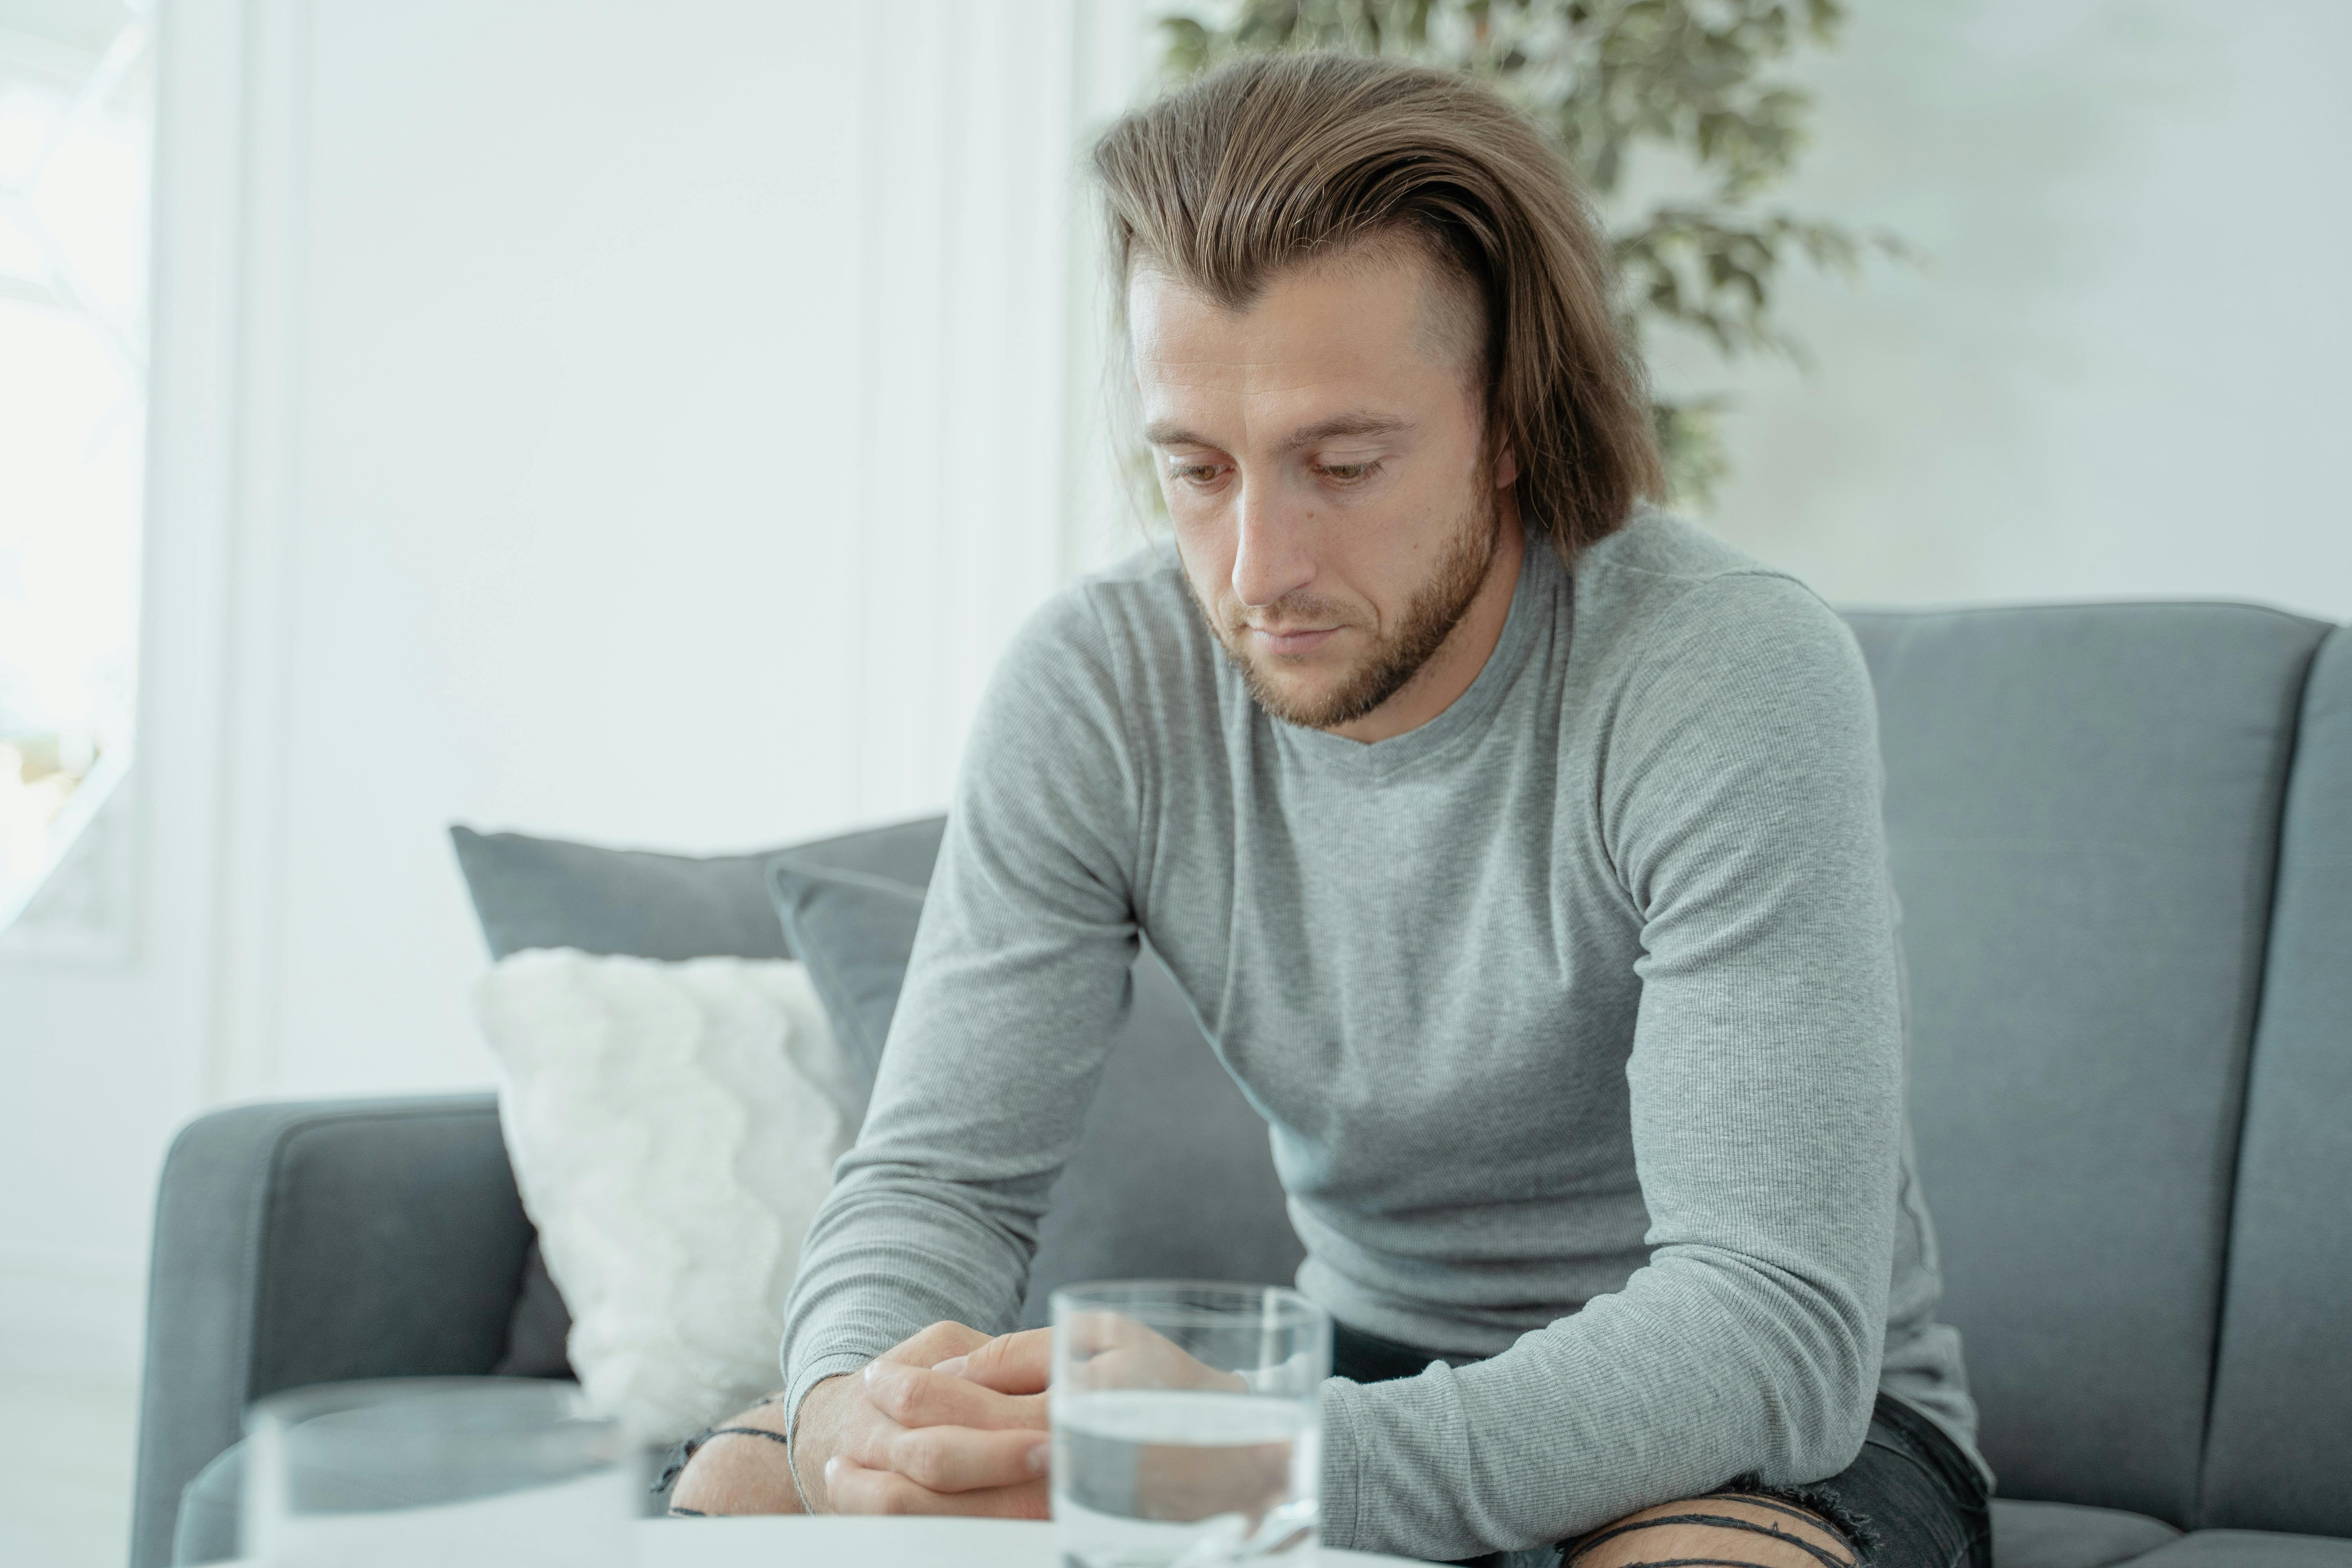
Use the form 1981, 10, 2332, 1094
1130, 245, 1517, 733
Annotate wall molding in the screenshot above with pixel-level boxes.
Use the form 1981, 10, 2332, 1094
195, 0, 312, 1105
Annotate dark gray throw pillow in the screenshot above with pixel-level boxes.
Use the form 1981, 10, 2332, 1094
448, 817, 948, 962
492, 1238, 575, 1379
450, 828, 788, 962
446, 816, 950, 1377
767, 859, 927, 1111
764, 860, 1304, 1327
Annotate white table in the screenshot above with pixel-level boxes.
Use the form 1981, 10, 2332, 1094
230, 1515, 1434, 1567
644, 1517, 1429, 1567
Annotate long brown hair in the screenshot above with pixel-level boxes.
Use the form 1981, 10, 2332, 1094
1093, 51, 1663, 562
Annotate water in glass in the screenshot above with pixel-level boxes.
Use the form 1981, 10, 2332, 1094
1052, 1282, 1330, 1568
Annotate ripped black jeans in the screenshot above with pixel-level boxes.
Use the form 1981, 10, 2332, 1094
1332, 1321, 1993, 1568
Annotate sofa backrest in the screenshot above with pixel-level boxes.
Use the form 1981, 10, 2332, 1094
1018, 940, 1307, 1320
861, 602, 2352, 1531
1843, 604, 2333, 1527
819, 820, 1306, 1323
2198, 625, 2352, 1537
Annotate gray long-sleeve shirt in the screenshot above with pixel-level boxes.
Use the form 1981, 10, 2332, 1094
780, 513, 1984, 1559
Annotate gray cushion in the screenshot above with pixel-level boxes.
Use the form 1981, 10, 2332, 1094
768, 860, 925, 1108
2200, 626, 2352, 1537
1993, 1499, 2181, 1568
447, 817, 953, 1379
490, 1238, 572, 1379
2122, 1533, 2352, 1568
1842, 604, 2332, 1524
447, 817, 947, 961
766, 860, 1304, 1324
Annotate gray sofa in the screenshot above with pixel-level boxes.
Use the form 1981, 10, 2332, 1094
131, 601, 2352, 1568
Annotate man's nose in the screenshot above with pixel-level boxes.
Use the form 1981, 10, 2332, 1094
1229, 478, 1317, 610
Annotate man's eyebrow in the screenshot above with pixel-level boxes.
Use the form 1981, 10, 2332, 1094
1141, 411, 1414, 452
1276, 412, 1412, 452
1142, 421, 1217, 450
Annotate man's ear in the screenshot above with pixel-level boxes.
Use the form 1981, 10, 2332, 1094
1492, 438, 1519, 489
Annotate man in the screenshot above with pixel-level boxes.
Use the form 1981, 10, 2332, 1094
674, 52, 1990, 1568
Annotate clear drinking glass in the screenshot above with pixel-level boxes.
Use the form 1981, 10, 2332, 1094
242, 1378, 634, 1568
1052, 1281, 1332, 1568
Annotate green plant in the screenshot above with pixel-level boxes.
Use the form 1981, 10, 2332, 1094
1157, 0, 1907, 509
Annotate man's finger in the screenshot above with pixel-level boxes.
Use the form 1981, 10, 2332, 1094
823, 1455, 1050, 1519
947, 1327, 1054, 1395
824, 1454, 942, 1517
882, 1423, 1051, 1493
885, 1321, 993, 1370
863, 1359, 1048, 1432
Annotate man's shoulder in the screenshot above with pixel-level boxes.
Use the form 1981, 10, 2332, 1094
1577, 509, 1790, 599
1572, 510, 1852, 663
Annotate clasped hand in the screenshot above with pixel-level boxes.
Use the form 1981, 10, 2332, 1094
795, 1315, 1250, 1517
793, 1321, 1053, 1516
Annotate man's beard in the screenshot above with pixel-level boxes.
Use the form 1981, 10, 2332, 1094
1192, 486, 1504, 733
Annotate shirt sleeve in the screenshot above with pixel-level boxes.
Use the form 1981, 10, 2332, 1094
778, 584, 1144, 1430
1320, 572, 1906, 1559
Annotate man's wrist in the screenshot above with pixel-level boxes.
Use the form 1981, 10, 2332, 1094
786, 1371, 855, 1514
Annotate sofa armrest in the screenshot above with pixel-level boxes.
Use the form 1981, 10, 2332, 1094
130, 1094, 532, 1568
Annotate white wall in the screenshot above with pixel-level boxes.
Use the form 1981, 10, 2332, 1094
250, 0, 1122, 1101
1670, 0, 2352, 619
0, 0, 1143, 1376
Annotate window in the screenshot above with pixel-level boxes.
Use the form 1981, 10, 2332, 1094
0, 1, 150, 938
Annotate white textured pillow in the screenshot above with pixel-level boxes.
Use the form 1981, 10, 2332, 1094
474, 950, 858, 1443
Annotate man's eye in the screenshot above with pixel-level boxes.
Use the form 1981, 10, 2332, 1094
1317, 460, 1381, 484
1169, 463, 1223, 485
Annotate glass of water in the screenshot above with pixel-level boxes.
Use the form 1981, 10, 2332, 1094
242, 1378, 633, 1567
1052, 1281, 1331, 1568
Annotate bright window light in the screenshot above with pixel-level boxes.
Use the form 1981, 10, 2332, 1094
0, 2, 150, 931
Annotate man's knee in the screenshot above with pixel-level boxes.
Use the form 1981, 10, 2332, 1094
1564, 1494, 1858, 1568
668, 1397, 805, 1517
